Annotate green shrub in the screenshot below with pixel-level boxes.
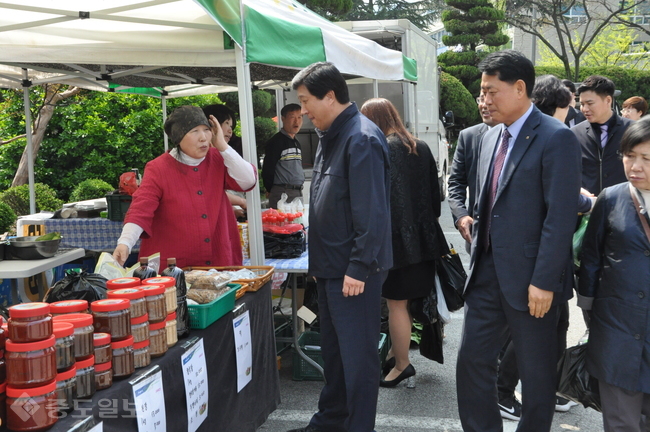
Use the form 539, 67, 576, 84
0, 201, 16, 233
0, 183, 64, 216
255, 117, 279, 150
69, 179, 114, 202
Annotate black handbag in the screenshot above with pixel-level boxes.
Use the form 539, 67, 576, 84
436, 245, 467, 312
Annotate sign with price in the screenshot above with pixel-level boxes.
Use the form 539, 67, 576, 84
181, 337, 209, 432
233, 309, 252, 392
130, 366, 166, 432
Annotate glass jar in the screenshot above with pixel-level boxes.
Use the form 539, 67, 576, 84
55, 366, 76, 412
6, 335, 57, 388
0, 382, 6, 429
165, 312, 178, 348
94, 361, 113, 390
106, 277, 140, 290
93, 333, 112, 365
0, 350, 5, 383
130, 313, 149, 344
49, 300, 89, 316
107, 288, 147, 318
140, 285, 167, 323
52, 313, 94, 360
52, 321, 75, 372
133, 340, 151, 369
143, 277, 177, 314
75, 355, 95, 399
148, 321, 168, 358
0, 322, 6, 351
91, 299, 131, 341
8, 302, 52, 343
7, 381, 58, 431
111, 336, 134, 380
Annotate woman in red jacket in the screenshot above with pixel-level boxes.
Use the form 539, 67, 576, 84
112, 105, 257, 268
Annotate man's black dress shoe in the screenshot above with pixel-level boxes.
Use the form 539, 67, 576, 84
287, 426, 322, 432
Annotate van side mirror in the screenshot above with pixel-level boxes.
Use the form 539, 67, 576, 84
444, 111, 455, 128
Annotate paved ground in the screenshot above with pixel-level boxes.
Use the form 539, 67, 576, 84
258, 199, 604, 432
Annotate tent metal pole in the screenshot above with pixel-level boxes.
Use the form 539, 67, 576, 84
162, 96, 168, 152
372, 79, 379, 98
22, 69, 36, 215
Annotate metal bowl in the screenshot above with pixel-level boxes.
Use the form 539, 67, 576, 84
6, 236, 62, 260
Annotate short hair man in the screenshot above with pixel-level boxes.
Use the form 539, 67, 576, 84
262, 103, 305, 208
562, 79, 586, 128
456, 50, 581, 432
288, 62, 392, 432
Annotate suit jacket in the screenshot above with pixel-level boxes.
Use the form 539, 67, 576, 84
571, 115, 632, 196
468, 106, 581, 311
564, 106, 585, 128
448, 123, 490, 225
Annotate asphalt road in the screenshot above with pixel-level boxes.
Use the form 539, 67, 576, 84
258, 198, 604, 432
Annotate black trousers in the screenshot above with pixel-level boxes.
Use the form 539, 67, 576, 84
457, 249, 559, 432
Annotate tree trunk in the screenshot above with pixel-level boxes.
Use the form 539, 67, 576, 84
11, 85, 81, 187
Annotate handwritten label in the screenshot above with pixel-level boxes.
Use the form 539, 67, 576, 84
233, 310, 253, 392
131, 368, 166, 432
182, 338, 208, 432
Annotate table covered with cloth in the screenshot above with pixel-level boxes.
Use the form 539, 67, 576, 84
43, 218, 139, 252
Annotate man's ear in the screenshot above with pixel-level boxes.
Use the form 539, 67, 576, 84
515, 80, 527, 98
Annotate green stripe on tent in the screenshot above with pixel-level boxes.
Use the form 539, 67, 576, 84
195, 0, 242, 47
109, 83, 163, 97
244, 6, 326, 67
403, 55, 417, 82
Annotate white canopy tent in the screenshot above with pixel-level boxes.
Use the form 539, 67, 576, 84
0, 0, 417, 264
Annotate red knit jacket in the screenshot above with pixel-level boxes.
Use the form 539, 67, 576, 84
124, 149, 256, 269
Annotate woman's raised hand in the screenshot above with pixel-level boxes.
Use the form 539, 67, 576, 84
208, 115, 229, 151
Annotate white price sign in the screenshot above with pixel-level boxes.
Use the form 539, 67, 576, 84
131, 366, 166, 432
181, 338, 209, 432
233, 309, 252, 392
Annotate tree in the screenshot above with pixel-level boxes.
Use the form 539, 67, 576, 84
438, 0, 509, 95
439, 71, 480, 140
340, 0, 447, 29
505, 0, 646, 81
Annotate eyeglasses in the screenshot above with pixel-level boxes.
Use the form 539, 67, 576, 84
621, 107, 637, 113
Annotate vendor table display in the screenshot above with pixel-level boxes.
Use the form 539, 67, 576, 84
43, 219, 140, 252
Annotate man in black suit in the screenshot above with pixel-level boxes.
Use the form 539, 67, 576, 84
456, 50, 581, 432
562, 79, 586, 128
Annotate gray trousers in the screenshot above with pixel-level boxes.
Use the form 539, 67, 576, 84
600, 380, 650, 432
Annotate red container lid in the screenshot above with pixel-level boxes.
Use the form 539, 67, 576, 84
167, 312, 177, 321
111, 335, 134, 350
7, 381, 56, 398
94, 361, 112, 373
107, 277, 140, 289
49, 300, 88, 314
133, 340, 150, 350
8, 302, 50, 318
131, 313, 149, 325
52, 321, 74, 338
53, 313, 93, 328
56, 365, 77, 382
93, 333, 111, 346
107, 288, 144, 300
143, 277, 175, 288
6, 334, 55, 352
140, 285, 165, 296
76, 355, 95, 370
91, 298, 130, 312
149, 321, 166, 331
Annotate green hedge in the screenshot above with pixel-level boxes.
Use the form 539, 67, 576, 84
0, 201, 16, 233
69, 179, 115, 202
0, 183, 63, 216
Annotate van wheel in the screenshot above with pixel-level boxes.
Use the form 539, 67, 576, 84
439, 163, 448, 201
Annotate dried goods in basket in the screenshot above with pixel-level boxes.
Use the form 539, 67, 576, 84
184, 266, 274, 292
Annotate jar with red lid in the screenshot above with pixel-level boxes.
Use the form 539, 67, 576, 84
8, 302, 52, 343
93, 333, 112, 365
55, 365, 76, 412
133, 340, 151, 369
107, 288, 147, 318
52, 321, 75, 372
145, 277, 177, 316
165, 312, 178, 348
6, 335, 57, 388
52, 314, 94, 360
7, 381, 57, 431
94, 361, 113, 390
75, 355, 95, 398
140, 285, 167, 323
148, 321, 168, 358
106, 277, 140, 290
49, 300, 89, 316
0, 382, 6, 429
130, 314, 149, 344
0, 324, 6, 351
111, 336, 134, 379
91, 299, 131, 341
0, 350, 5, 383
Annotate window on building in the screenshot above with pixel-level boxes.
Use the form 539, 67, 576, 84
630, 1, 650, 25
563, 5, 587, 24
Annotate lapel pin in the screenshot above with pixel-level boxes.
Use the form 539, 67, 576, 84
526, 136, 530, 139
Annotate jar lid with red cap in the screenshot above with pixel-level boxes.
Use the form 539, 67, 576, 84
111, 335, 134, 350
56, 365, 77, 382
133, 340, 150, 350
94, 361, 112, 373
93, 333, 111, 347
131, 313, 149, 325
140, 285, 165, 296
149, 321, 166, 331
53, 313, 93, 328
76, 355, 95, 370
167, 312, 177, 321
143, 277, 175, 288
52, 322, 74, 338
107, 277, 140, 290
107, 288, 144, 300
49, 300, 88, 314
7, 380, 56, 398
8, 302, 50, 318
6, 334, 55, 352
91, 298, 130, 312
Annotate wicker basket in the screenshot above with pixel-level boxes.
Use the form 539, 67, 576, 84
184, 265, 274, 292
235, 282, 249, 300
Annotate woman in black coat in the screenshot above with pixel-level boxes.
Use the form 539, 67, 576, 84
361, 98, 441, 388
578, 116, 650, 431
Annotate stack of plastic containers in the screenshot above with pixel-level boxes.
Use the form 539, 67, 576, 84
52, 313, 96, 399
91, 299, 133, 381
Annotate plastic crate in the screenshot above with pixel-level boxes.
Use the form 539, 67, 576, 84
292, 331, 388, 381
106, 194, 132, 221
187, 283, 239, 329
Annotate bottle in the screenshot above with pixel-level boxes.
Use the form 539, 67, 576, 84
133, 257, 156, 281
161, 258, 187, 297
161, 258, 190, 339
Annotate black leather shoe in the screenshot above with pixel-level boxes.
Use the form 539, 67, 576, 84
380, 364, 416, 388
287, 426, 322, 432
382, 356, 396, 375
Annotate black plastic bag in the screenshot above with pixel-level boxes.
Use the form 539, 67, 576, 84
436, 247, 467, 312
419, 320, 444, 364
557, 343, 601, 412
409, 286, 438, 326
44, 270, 108, 303
264, 230, 306, 259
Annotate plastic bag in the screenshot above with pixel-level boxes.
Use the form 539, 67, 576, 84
264, 230, 306, 258
94, 252, 160, 279
277, 193, 289, 213
119, 171, 139, 196
436, 248, 466, 312
573, 214, 590, 268
44, 270, 108, 303
419, 320, 444, 364
409, 286, 437, 326
435, 274, 451, 324
557, 343, 601, 412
